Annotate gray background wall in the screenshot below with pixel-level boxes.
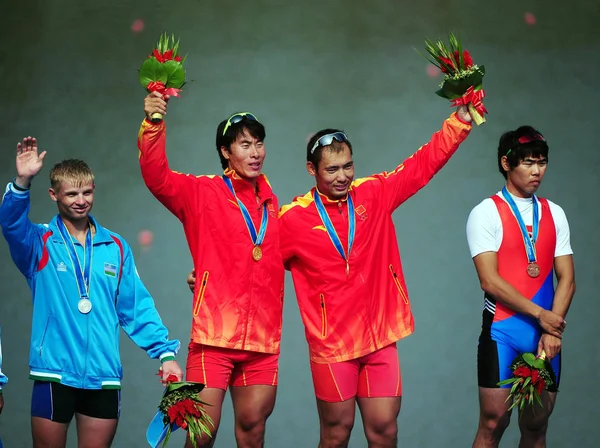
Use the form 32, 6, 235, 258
0, 0, 598, 446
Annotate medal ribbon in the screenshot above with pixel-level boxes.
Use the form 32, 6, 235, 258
57, 217, 93, 300
313, 190, 356, 271
501, 186, 539, 263
223, 175, 268, 246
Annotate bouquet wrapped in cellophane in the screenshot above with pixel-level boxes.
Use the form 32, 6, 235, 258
421, 32, 488, 125
139, 32, 187, 122
497, 351, 556, 412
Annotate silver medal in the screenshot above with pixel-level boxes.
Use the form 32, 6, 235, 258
78, 299, 92, 314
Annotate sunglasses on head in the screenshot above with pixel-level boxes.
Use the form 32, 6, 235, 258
223, 112, 260, 136
505, 133, 546, 156
310, 132, 349, 154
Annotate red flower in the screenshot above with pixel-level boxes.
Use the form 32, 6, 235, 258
439, 56, 454, 73
513, 366, 532, 378
536, 378, 546, 395
167, 398, 201, 429
446, 51, 474, 70
462, 50, 474, 68
163, 49, 174, 61
150, 48, 181, 63
531, 369, 540, 384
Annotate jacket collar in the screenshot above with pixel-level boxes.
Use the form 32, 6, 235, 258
313, 186, 353, 205
223, 169, 274, 203
48, 215, 114, 245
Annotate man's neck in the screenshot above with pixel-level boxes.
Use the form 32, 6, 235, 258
505, 182, 533, 199
229, 169, 258, 191
62, 216, 91, 243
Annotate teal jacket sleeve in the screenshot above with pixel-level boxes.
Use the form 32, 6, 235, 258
115, 239, 180, 361
0, 182, 46, 278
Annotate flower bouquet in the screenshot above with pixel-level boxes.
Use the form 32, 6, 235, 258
147, 374, 214, 448
420, 31, 487, 126
139, 32, 187, 122
497, 351, 556, 412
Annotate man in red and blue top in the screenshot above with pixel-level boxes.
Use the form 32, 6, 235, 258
140, 94, 284, 448
466, 126, 575, 447
279, 105, 475, 447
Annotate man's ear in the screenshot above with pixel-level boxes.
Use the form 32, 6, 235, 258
48, 188, 58, 202
306, 161, 317, 177
221, 146, 231, 162
500, 155, 511, 173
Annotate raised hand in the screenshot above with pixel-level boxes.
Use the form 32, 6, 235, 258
456, 105, 473, 123
16, 137, 47, 188
144, 92, 168, 121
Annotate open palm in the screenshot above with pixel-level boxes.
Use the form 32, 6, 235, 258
16, 136, 47, 179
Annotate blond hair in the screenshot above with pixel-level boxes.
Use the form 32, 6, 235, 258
49, 159, 95, 191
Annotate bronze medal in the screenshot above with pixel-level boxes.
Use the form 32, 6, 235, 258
527, 262, 540, 278
252, 246, 263, 262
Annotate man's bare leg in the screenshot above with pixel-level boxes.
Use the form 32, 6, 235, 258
517, 391, 557, 448
357, 396, 401, 448
184, 387, 226, 448
230, 385, 277, 448
316, 398, 356, 448
75, 413, 118, 448
472, 387, 512, 448
31, 417, 69, 448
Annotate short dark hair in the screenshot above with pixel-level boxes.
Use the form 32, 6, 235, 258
497, 126, 549, 179
215, 116, 266, 170
306, 128, 353, 168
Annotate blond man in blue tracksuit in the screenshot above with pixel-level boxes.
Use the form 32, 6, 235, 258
0, 136, 183, 448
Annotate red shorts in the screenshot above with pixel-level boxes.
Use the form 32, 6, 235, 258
310, 343, 402, 402
186, 342, 279, 390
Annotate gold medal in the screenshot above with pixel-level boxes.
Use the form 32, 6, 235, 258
252, 246, 263, 262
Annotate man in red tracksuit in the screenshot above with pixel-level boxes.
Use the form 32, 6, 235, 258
279, 106, 474, 447
139, 93, 284, 448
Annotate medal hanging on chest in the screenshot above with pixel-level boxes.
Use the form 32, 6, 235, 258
57, 217, 94, 313
313, 190, 355, 276
501, 186, 540, 278
223, 175, 268, 262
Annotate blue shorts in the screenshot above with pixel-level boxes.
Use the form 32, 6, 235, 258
477, 302, 561, 392
31, 381, 121, 423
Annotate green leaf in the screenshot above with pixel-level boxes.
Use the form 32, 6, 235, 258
455, 32, 464, 69
532, 358, 546, 370
534, 391, 542, 406
164, 61, 186, 89
139, 57, 168, 89
164, 381, 206, 394
522, 353, 536, 367
510, 382, 521, 394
